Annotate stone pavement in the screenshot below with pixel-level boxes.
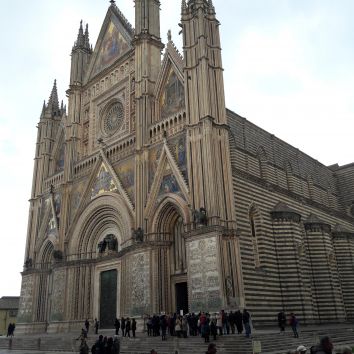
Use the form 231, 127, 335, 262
0, 323, 353, 353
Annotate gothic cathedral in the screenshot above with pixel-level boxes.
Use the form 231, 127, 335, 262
18, 0, 354, 333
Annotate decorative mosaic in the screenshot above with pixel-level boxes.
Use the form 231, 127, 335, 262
169, 135, 188, 182
55, 143, 65, 172
148, 145, 162, 189
93, 18, 129, 76
91, 164, 118, 199
160, 68, 185, 119
187, 237, 222, 312
159, 174, 180, 196
50, 269, 66, 321
115, 158, 135, 203
70, 182, 84, 223
17, 275, 34, 323
129, 252, 150, 316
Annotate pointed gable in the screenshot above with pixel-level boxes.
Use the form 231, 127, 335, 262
91, 163, 118, 199
155, 39, 185, 120
85, 5, 134, 82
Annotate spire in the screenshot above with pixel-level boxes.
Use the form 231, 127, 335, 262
40, 100, 46, 119
73, 20, 85, 49
84, 23, 90, 49
47, 80, 60, 115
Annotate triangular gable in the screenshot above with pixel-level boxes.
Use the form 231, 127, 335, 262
91, 163, 118, 199
114, 158, 135, 206
85, 5, 134, 82
145, 142, 189, 216
155, 40, 185, 120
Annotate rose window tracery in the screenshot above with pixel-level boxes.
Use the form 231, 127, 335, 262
102, 101, 124, 136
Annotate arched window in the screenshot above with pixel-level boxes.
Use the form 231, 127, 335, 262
249, 206, 261, 268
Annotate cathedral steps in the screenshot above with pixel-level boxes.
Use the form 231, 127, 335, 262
0, 325, 353, 353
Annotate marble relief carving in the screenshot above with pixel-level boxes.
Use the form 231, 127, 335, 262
17, 275, 34, 323
50, 269, 66, 321
188, 237, 222, 312
129, 252, 150, 316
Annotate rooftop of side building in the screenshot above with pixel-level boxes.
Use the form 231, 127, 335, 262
0, 296, 20, 310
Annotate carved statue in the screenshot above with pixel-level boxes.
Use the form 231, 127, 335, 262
192, 207, 208, 226
53, 250, 63, 261
105, 234, 118, 251
98, 240, 107, 253
24, 258, 33, 270
133, 227, 144, 243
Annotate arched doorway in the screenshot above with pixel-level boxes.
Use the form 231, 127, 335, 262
154, 199, 190, 314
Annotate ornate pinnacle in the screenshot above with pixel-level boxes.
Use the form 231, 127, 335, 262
47, 80, 60, 115
110, 0, 116, 5
181, 0, 187, 12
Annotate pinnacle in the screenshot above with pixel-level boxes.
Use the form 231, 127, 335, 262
45, 80, 60, 117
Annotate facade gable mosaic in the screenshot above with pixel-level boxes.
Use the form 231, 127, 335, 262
86, 7, 133, 82
91, 163, 118, 199
114, 158, 135, 204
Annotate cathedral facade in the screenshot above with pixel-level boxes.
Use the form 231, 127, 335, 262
18, 0, 354, 333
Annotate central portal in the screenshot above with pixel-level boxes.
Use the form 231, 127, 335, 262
100, 269, 117, 328
175, 282, 189, 314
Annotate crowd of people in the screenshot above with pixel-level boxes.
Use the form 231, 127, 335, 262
145, 309, 252, 342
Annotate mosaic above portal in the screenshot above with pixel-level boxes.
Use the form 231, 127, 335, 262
91, 164, 118, 199
169, 135, 188, 182
115, 159, 135, 203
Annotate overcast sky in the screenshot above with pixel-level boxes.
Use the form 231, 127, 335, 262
0, 0, 353, 297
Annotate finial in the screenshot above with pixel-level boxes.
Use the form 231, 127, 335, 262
167, 30, 172, 42
110, 0, 115, 5
181, 0, 187, 11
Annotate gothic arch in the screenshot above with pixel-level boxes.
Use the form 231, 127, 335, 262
150, 194, 191, 233
68, 193, 133, 256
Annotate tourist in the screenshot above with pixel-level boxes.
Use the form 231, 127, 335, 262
297, 345, 307, 353
160, 315, 167, 341
114, 318, 120, 336
147, 316, 153, 336
132, 318, 137, 338
85, 319, 90, 334
79, 338, 89, 354
311, 336, 334, 354
289, 313, 299, 338
92, 334, 104, 354
125, 317, 131, 337
94, 318, 99, 334
175, 316, 182, 338
113, 335, 120, 354
182, 316, 189, 338
216, 312, 223, 336
105, 337, 114, 354
205, 343, 217, 354
210, 318, 217, 341
278, 310, 286, 334
242, 309, 252, 338
203, 320, 211, 343
121, 318, 126, 337
229, 311, 236, 334
235, 310, 243, 334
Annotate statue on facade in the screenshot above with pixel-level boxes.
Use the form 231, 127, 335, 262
24, 258, 33, 270
98, 240, 107, 253
133, 227, 144, 243
192, 207, 208, 226
53, 250, 63, 261
105, 234, 118, 251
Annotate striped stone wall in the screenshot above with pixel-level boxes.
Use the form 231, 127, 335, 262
227, 111, 354, 325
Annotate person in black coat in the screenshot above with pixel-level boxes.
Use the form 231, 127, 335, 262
125, 318, 131, 337
277, 310, 286, 334
132, 319, 137, 338
235, 310, 243, 334
114, 318, 120, 336
121, 318, 126, 337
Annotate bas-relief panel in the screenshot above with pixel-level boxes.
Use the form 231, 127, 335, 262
50, 269, 66, 321
92, 164, 118, 199
129, 252, 150, 316
17, 275, 34, 323
115, 159, 135, 203
169, 135, 188, 182
160, 68, 185, 119
188, 237, 222, 312
93, 19, 129, 76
